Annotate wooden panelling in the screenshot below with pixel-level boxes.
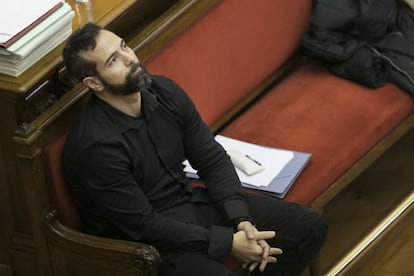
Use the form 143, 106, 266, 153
0, 1, 179, 273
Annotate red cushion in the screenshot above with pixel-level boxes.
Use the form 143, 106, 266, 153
45, 133, 81, 230
146, 0, 311, 126
220, 63, 414, 205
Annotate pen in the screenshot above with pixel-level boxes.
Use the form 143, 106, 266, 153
245, 154, 262, 166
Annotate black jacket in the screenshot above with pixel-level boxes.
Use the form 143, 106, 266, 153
302, 0, 414, 95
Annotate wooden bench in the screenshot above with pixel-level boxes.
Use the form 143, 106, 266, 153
136, 0, 414, 211
12, 0, 414, 275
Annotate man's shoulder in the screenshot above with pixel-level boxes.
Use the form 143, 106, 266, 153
64, 97, 120, 155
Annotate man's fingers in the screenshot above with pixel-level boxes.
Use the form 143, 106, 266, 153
259, 256, 278, 272
248, 262, 259, 272
270, 247, 283, 255
259, 258, 268, 272
267, 256, 278, 263
254, 231, 276, 240
261, 241, 270, 259
237, 221, 257, 239
244, 226, 256, 239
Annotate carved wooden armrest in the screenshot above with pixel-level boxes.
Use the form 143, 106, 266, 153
45, 210, 161, 275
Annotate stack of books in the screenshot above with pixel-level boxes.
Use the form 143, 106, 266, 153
0, 0, 75, 77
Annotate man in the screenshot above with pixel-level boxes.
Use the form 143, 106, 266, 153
62, 23, 327, 275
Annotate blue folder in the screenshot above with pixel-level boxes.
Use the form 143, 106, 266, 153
240, 151, 311, 198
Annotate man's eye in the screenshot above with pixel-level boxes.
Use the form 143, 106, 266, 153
121, 41, 128, 50
110, 56, 117, 64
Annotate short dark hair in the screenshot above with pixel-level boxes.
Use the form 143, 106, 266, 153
62, 23, 103, 81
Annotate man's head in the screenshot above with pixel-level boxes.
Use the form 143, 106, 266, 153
62, 23, 151, 95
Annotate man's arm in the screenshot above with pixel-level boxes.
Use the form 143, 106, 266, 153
159, 76, 253, 225
69, 141, 235, 260
156, 77, 283, 271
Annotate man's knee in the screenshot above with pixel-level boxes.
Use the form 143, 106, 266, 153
300, 210, 328, 259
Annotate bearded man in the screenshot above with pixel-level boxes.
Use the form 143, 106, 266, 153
62, 23, 327, 276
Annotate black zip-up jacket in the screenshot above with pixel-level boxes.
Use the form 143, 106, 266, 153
302, 0, 414, 95
63, 75, 252, 260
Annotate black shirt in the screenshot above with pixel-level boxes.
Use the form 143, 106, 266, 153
63, 75, 252, 260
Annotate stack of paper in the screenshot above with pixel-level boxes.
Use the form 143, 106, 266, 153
0, 0, 75, 77
183, 135, 312, 198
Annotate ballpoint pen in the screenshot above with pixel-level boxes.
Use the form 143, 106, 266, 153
244, 154, 262, 166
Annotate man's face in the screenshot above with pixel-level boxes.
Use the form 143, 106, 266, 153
82, 29, 151, 95
97, 62, 152, 95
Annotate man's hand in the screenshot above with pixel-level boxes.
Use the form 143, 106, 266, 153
235, 221, 283, 272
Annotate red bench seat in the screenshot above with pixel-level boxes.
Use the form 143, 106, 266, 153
220, 62, 414, 205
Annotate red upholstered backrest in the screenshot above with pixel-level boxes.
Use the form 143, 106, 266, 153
45, 133, 81, 230
146, 0, 312, 126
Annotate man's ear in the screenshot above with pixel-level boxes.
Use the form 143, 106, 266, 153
83, 76, 104, 91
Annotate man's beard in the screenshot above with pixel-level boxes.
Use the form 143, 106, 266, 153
98, 63, 152, 95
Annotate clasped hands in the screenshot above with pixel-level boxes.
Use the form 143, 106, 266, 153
231, 221, 283, 273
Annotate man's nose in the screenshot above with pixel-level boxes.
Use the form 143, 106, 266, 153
120, 51, 135, 66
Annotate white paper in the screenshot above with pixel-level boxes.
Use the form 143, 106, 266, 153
216, 135, 293, 186
183, 135, 294, 187
0, 0, 62, 43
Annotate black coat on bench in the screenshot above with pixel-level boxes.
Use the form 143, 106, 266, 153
302, 0, 414, 96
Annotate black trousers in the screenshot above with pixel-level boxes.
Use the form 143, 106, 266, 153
158, 192, 327, 276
